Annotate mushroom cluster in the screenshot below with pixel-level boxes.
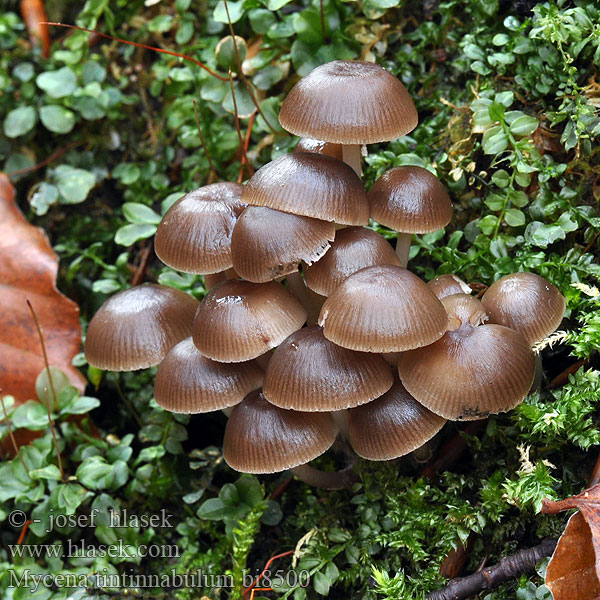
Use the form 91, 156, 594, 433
85, 60, 566, 488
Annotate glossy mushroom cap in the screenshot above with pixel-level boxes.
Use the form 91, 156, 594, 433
481, 272, 566, 345
279, 60, 418, 144
223, 390, 337, 473
192, 279, 307, 362
154, 338, 263, 413
294, 138, 343, 161
397, 294, 535, 420
154, 183, 244, 274
231, 206, 335, 283
241, 152, 369, 225
318, 265, 447, 352
304, 227, 401, 296
428, 274, 472, 300
348, 378, 446, 460
85, 284, 198, 371
441, 294, 488, 330
263, 325, 394, 411
369, 166, 452, 234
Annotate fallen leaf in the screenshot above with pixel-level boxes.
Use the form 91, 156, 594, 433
0, 173, 85, 405
543, 484, 600, 599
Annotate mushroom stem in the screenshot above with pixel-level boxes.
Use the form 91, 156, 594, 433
291, 463, 359, 490
342, 144, 362, 177
395, 232, 412, 268
331, 409, 349, 439
531, 353, 543, 391
286, 271, 324, 324
205, 268, 238, 291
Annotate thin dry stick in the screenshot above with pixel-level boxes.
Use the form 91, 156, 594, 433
222, 0, 278, 134
7, 142, 80, 177
192, 99, 219, 180
26, 300, 65, 480
228, 71, 252, 180
0, 394, 33, 480
319, 0, 327, 41
42, 23, 229, 81
427, 539, 557, 600
238, 111, 257, 183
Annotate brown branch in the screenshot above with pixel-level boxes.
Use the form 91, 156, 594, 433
192, 99, 219, 181
427, 539, 557, 600
6, 142, 80, 177
228, 71, 251, 180
130, 241, 153, 287
26, 300, 65, 480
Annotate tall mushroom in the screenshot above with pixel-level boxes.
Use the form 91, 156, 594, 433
279, 60, 418, 176
368, 166, 452, 267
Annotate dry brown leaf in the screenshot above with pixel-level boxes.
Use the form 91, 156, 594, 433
544, 484, 600, 599
0, 173, 85, 405
20, 0, 51, 59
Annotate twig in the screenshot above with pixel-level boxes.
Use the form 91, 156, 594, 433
192, 99, 219, 181
228, 70, 251, 180
319, 0, 327, 42
222, 1, 278, 134
0, 394, 33, 480
427, 539, 557, 600
270, 476, 293, 501
26, 300, 65, 480
547, 358, 587, 389
243, 550, 294, 596
238, 111, 257, 183
130, 241, 153, 287
42, 23, 228, 81
6, 142, 80, 177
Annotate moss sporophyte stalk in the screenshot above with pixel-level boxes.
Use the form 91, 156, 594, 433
84, 60, 566, 488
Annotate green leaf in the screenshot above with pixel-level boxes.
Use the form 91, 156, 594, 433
39, 105, 76, 134
30, 183, 59, 216
482, 126, 508, 155
114, 223, 157, 246
235, 476, 263, 507
213, 0, 244, 23
148, 14, 173, 32
36, 67, 77, 98
60, 395, 101, 415
510, 115, 538, 136
55, 166, 96, 204
197, 497, 227, 520
313, 571, 330, 596
261, 500, 283, 525
36, 367, 72, 410
479, 215, 498, 235
123, 202, 162, 225
491, 170, 510, 188
12, 401, 51, 430
504, 208, 526, 227
267, 0, 293, 9
30, 465, 62, 481
3, 106, 37, 138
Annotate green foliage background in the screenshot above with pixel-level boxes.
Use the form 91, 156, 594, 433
0, 0, 599, 598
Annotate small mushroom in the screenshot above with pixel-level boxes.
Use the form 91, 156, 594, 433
318, 265, 447, 352
231, 206, 335, 283
348, 378, 446, 460
397, 294, 536, 420
427, 274, 472, 300
262, 325, 394, 411
294, 138, 343, 160
368, 166, 452, 267
85, 284, 199, 371
154, 183, 244, 274
279, 60, 417, 175
241, 152, 369, 225
223, 389, 337, 473
154, 338, 263, 413
192, 279, 307, 362
481, 272, 566, 345
304, 226, 400, 296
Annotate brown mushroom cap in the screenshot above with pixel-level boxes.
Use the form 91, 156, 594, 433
154, 337, 263, 413
231, 206, 335, 283
154, 183, 244, 274
279, 60, 418, 144
481, 272, 566, 345
223, 389, 337, 473
441, 294, 488, 331
397, 317, 535, 421
294, 138, 343, 161
85, 284, 198, 371
348, 378, 446, 460
369, 166, 452, 233
318, 265, 447, 352
428, 274, 472, 300
192, 279, 307, 362
304, 227, 401, 296
263, 325, 394, 411
241, 152, 369, 225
